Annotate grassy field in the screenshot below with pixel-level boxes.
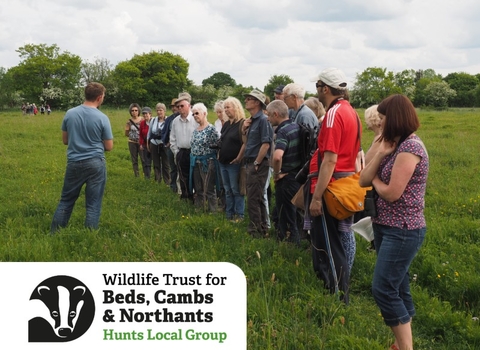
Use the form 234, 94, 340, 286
0, 107, 479, 349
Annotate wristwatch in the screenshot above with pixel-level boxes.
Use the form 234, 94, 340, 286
253, 160, 260, 166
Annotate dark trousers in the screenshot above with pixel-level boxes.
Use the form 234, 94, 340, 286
192, 159, 217, 212
140, 147, 151, 179
310, 199, 350, 304
246, 159, 269, 237
167, 146, 178, 192
150, 142, 170, 184
176, 148, 193, 200
274, 173, 301, 244
128, 142, 142, 177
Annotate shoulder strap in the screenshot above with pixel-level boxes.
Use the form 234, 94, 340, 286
238, 119, 246, 144
129, 119, 140, 130
408, 138, 429, 159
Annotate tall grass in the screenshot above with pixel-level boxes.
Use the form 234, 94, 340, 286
0, 107, 479, 349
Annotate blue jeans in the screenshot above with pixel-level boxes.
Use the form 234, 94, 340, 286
51, 157, 107, 232
372, 223, 426, 327
219, 162, 245, 219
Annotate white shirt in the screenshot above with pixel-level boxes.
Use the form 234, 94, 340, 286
169, 112, 198, 155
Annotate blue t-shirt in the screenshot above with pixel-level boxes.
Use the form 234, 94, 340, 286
61, 105, 113, 161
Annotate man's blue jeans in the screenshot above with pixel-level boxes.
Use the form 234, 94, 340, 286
372, 223, 426, 326
51, 157, 107, 232
219, 162, 245, 219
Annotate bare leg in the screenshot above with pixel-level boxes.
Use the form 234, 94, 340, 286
391, 321, 413, 350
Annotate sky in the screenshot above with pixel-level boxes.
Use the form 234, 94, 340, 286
1, 0, 480, 94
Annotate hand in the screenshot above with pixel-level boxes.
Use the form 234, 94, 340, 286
309, 198, 323, 217
378, 140, 396, 156
140, 145, 144, 151
230, 158, 239, 164
254, 165, 259, 172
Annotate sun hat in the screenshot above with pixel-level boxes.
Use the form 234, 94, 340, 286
176, 92, 192, 104
243, 89, 267, 107
170, 98, 178, 106
274, 85, 285, 94
141, 107, 152, 114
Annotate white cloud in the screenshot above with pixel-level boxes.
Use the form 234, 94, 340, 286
0, 0, 479, 96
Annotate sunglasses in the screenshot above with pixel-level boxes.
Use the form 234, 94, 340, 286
192, 112, 200, 116
316, 82, 326, 89
131, 109, 139, 112
177, 104, 186, 108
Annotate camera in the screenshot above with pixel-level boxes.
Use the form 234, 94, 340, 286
364, 189, 377, 217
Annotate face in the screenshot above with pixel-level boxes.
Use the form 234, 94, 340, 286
176, 101, 190, 117
215, 109, 224, 120
224, 103, 234, 119
315, 81, 327, 105
130, 107, 139, 117
283, 93, 295, 109
274, 91, 284, 101
266, 109, 277, 126
192, 109, 205, 124
142, 112, 151, 119
244, 96, 258, 111
378, 112, 386, 129
157, 108, 165, 118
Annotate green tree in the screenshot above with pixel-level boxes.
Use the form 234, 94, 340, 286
112, 50, 189, 106
0, 67, 22, 109
413, 69, 443, 107
394, 69, 416, 100
9, 43, 82, 108
350, 67, 402, 108
264, 74, 294, 100
443, 72, 478, 107
424, 81, 456, 109
202, 72, 236, 89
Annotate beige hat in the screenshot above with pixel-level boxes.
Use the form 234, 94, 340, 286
176, 92, 192, 104
170, 98, 178, 106
311, 68, 348, 90
243, 89, 267, 107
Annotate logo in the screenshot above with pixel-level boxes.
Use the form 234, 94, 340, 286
28, 275, 95, 342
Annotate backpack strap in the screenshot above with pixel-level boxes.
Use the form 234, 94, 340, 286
129, 119, 140, 130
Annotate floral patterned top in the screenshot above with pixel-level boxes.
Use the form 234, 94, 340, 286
372, 135, 429, 229
190, 124, 219, 156
127, 119, 141, 143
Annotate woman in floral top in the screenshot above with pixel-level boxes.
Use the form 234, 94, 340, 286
189, 103, 220, 212
124, 103, 144, 177
360, 94, 429, 350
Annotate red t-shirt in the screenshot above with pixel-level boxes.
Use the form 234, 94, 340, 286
139, 119, 150, 146
309, 99, 361, 192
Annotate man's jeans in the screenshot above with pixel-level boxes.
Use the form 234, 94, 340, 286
51, 157, 107, 232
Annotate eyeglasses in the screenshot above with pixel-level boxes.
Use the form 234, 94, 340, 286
316, 82, 326, 89
192, 112, 200, 116
131, 109, 138, 112
245, 97, 255, 101
177, 104, 186, 108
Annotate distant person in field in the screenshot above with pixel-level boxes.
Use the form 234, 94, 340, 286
165, 98, 179, 193
147, 103, 171, 184
189, 103, 220, 212
125, 103, 144, 177
243, 89, 273, 238
170, 92, 198, 202
139, 107, 153, 179
47, 104, 51, 115
267, 100, 302, 245
51, 82, 113, 233
360, 94, 428, 350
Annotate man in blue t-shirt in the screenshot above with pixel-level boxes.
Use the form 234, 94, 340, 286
51, 82, 113, 233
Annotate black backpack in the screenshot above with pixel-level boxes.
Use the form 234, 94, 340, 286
297, 122, 318, 167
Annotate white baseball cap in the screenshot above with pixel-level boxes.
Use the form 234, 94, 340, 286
311, 68, 348, 90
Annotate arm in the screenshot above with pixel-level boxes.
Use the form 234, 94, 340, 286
62, 131, 68, 145
359, 140, 396, 187
364, 135, 382, 165
272, 149, 286, 182
103, 139, 113, 152
309, 151, 337, 217
124, 121, 130, 137
372, 152, 420, 202
256, 142, 270, 164
169, 122, 178, 156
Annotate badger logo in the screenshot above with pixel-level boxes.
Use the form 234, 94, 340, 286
28, 275, 95, 342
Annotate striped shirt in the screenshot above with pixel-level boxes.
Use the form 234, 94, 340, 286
274, 119, 301, 173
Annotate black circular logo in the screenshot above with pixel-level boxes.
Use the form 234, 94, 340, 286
28, 275, 95, 342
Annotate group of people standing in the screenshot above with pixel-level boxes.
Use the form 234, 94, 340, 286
21, 103, 51, 115
50, 67, 428, 349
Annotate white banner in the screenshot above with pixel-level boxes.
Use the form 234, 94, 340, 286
0, 262, 246, 349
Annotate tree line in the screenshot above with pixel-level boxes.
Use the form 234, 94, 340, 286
0, 43, 478, 110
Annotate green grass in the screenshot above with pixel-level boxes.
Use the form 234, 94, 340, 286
1, 107, 479, 349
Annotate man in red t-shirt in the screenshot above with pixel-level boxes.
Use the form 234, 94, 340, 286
307, 68, 361, 304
